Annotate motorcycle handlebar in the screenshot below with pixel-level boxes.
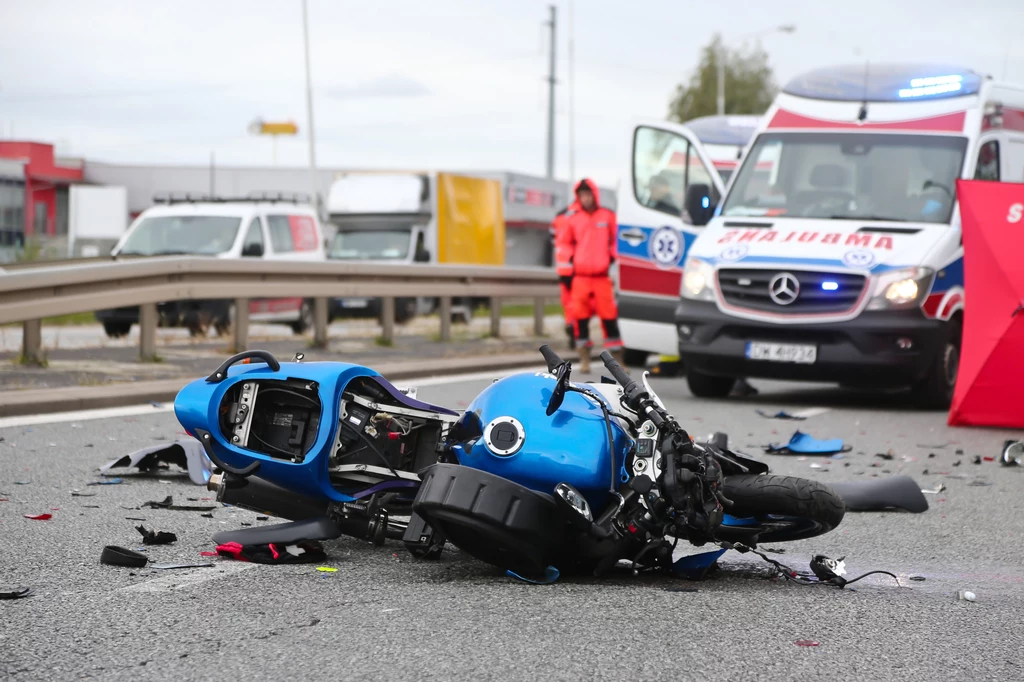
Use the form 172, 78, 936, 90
599, 350, 646, 406
539, 344, 565, 373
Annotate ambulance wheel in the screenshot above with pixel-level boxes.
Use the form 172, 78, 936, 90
914, 317, 961, 410
291, 300, 314, 335
412, 464, 562, 578
686, 368, 735, 398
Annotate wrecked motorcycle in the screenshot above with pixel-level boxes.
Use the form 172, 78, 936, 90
174, 347, 846, 580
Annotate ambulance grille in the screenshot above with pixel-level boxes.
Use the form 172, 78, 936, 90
717, 269, 867, 314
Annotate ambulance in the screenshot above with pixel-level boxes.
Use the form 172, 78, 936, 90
670, 63, 1024, 407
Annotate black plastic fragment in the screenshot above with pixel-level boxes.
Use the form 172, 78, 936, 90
136, 525, 177, 545
0, 586, 34, 600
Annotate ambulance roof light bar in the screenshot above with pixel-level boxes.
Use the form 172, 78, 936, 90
783, 63, 985, 103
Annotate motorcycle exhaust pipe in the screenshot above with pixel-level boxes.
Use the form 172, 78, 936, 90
207, 472, 396, 545
208, 472, 330, 521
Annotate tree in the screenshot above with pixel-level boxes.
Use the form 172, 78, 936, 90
668, 34, 778, 122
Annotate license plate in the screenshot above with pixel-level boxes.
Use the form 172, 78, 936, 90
745, 341, 817, 364
341, 299, 370, 309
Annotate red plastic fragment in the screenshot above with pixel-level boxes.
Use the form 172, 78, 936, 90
983, 456, 995, 462
24, 513, 52, 520
795, 640, 820, 647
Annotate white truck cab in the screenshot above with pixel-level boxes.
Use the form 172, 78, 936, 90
98, 195, 325, 337
674, 63, 1024, 407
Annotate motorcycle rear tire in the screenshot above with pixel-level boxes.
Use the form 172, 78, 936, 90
412, 464, 562, 578
717, 474, 846, 544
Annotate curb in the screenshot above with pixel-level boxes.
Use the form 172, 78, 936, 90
0, 350, 580, 418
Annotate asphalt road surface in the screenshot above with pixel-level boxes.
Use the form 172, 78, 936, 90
2, 368, 1022, 681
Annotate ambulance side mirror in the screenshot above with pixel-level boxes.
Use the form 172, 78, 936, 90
684, 184, 714, 227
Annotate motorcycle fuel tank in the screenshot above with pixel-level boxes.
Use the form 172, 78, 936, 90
448, 372, 632, 512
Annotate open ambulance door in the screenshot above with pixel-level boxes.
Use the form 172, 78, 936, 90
615, 119, 727, 365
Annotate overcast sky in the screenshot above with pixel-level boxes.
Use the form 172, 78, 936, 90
3, 0, 1023, 186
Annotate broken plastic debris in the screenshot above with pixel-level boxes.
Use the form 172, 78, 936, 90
0, 586, 34, 600
99, 439, 213, 486
151, 562, 215, 570
972, 455, 982, 465
921, 484, 946, 494
256, 516, 269, 521
136, 525, 177, 545
316, 566, 338, 573
909, 575, 926, 581
875, 451, 895, 461
794, 640, 820, 647
766, 431, 851, 455
756, 410, 806, 420
809, 463, 823, 469
87, 478, 123, 486
24, 513, 52, 521
70, 491, 96, 497
958, 590, 976, 602
1001, 441, 1023, 467
968, 480, 993, 487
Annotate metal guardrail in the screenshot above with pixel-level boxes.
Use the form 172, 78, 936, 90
0, 256, 560, 364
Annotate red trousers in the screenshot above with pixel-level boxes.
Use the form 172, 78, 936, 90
569, 275, 622, 349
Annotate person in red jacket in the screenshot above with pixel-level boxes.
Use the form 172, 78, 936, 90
552, 207, 575, 347
556, 178, 623, 373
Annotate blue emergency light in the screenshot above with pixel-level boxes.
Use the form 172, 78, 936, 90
783, 64, 982, 102
822, 281, 839, 291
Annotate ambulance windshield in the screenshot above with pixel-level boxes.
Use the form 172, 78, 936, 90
721, 132, 968, 224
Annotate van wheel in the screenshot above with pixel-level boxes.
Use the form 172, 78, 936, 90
394, 298, 417, 324
686, 368, 735, 398
102, 321, 132, 338
913, 317, 961, 410
291, 300, 314, 335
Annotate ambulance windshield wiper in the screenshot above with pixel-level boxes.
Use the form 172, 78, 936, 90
828, 215, 907, 222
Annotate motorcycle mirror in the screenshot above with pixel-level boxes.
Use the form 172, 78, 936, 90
545, 362, 570, 416
1002, 440, 1023, 466
554, 482, 593, 523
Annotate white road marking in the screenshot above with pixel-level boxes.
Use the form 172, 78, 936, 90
0, 403, 175, 429
120, 561, 258, 593
0, 366, 542, 429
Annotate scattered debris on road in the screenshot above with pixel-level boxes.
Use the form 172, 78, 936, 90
1001, 440, 1023, 466
766, 431, 851, 455
0, 586, 34, 600
958, 590, 977, 602
101, 545, 148, 568
99, 439, 213, 486
756, 410, 806, 420
151, 562, 214, 570
794, 640, 820, 647
136, 525, 177, 545
87, 478, 123, 486
23, 513, 52, 520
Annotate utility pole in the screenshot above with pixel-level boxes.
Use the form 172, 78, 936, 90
301, 0, 320, 213
567, 0, 575, 184
716, 41, 726, 116
209, 150, 215, 197
545, 5, 557, 179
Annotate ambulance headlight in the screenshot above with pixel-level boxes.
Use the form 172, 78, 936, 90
867, 267, 934, 310
681, 258, 716, 302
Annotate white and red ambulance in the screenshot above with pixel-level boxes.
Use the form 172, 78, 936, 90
668, 63, 1024, 407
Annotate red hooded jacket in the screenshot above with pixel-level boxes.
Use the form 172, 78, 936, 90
555, 178, 617, 277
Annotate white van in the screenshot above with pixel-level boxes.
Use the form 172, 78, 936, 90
97, 195, 326, 337
671, 63, 1024, 407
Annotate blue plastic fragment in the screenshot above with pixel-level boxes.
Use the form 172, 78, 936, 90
87, 478, 124, 485
506, 565, 560, 585
756, 410, 806, 421
671, 549, 727, 580
768, 431, 849, 455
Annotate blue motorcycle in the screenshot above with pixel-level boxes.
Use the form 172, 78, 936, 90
175, 347, 845, 580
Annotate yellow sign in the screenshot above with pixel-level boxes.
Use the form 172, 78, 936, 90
248, 119, 298, 136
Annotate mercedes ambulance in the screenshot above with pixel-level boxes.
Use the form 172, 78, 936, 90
672, 63, 1024, 407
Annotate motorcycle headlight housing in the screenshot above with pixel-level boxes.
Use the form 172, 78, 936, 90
866, 267, 935, 310
681, 258, 716, 302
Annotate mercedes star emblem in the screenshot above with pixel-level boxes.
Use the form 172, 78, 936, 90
768, 273, 800, 306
